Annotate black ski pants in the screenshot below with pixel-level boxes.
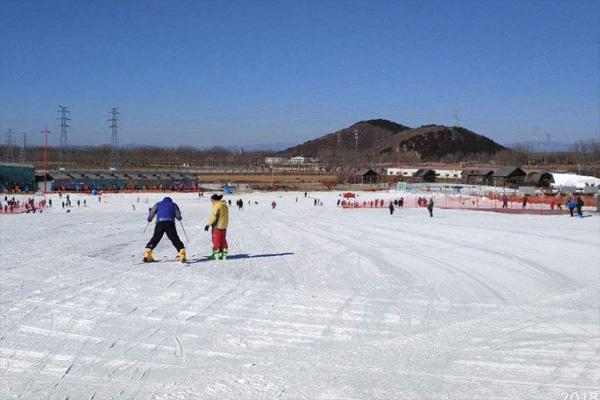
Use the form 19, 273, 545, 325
146, 221, 184, 251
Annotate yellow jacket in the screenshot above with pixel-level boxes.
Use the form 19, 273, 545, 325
207, 200, 229, 229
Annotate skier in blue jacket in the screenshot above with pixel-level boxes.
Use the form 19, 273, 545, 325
144, 197, 185, 262
567, 198, 577, 217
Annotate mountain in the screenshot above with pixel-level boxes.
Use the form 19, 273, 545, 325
280, 119, 411, 157
282, 119, 504, 161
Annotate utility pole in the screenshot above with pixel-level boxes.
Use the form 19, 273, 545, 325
336, 131, 342, 167
108, 107, 120, 169
5, 129, 15, 162
42, 128, 51, 193
20, 132, 27, 163
58, 105, 71, 165
354, 128, 359, 168
452, 111, 460, 127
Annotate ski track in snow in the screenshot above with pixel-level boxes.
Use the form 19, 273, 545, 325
1, 191, 599, 399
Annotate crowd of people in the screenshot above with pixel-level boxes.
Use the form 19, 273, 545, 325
0, 196, 47, 213
498, 193, 585, 216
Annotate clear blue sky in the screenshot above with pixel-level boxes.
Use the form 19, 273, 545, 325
1, 0, 599, 147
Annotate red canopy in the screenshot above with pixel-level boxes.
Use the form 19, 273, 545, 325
343, 192, 356, 199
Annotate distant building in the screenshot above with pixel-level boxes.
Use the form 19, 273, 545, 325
525, 171, 554, 188
492, 166, 526, 187
0, 162, 35, 192
413, 169, 436, 183
289, 156, 308, 164
387, 168, 419, 177
356, 168, 379, 184
463, 169, 494, 185
434, 169, 462, 180
265, 157, 289, 165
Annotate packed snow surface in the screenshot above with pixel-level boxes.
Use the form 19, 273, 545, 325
1, 191, 599, 399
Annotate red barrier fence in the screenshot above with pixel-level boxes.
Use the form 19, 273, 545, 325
341, 193, 595, 214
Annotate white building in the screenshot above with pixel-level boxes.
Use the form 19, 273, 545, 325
434, 169, 463, 179
265, 157, 289, 165
290, 156, 306, 164
387, 168, 419, 177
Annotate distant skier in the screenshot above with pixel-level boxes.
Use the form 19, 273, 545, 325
501, 194, 509, 208
389, 202, 395, 215
143, 197, 186, 263
83, 199, 86, 207
271, 201, 277, 209
399, 197, 404, 207
427, 198, 434, 217
77, 199, 80, 207
567, 198, 576, 217
575, 196, 584, 218
521, 196, 528, 209
205, 194, 229, 260
555, 193, 562, 210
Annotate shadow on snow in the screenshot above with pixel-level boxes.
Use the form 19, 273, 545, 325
187, 252, 295, 264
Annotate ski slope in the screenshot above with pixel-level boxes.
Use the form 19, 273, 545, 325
1, 192, 599, 399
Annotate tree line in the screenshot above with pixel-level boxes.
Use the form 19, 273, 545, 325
0, 138, 598, 175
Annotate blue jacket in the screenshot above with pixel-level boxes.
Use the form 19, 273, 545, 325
148, 197, 182, 222
567, 199, 576, 210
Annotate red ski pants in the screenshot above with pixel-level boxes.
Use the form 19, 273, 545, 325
212, 228, 228, 251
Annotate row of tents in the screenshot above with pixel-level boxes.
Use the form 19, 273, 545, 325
49, 171, 199, 191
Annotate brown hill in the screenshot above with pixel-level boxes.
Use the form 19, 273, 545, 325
282, 119, 504, 162
280, 119, 410, 159
376, 124, 505, 161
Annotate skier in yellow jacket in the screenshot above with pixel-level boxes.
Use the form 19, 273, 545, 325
204, 194, 229, 260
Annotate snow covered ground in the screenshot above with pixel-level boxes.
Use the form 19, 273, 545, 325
1, 191, 599, 399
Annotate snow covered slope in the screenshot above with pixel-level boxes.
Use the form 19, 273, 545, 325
552, 173, 600, 188
1, 192, 599, 399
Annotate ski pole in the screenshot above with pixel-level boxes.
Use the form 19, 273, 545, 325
132, 221, 151, 257
179, 220, 190, 243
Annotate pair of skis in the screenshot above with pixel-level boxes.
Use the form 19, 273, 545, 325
137, 254, 220, 265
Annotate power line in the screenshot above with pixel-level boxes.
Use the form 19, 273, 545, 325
108, 107, 120, 168
58, 105, 71, 164
20, 132, 27, 163
5, 129, 15, 162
